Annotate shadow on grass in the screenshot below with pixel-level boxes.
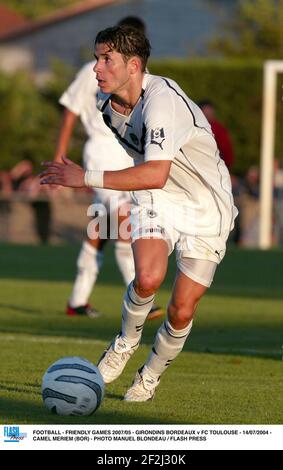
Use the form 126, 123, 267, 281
0, 303, 41, 315
0, 243, 282, 362
0, 396, 187, 425
0, 382, 40, 395
0, 322, 281, 361
0, 244, 282, 300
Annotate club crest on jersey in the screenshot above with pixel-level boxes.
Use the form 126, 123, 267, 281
147, 209, 157, 218
150, 128, 165, 149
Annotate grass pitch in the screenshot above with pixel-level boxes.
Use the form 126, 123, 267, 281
0, 243, 282, 424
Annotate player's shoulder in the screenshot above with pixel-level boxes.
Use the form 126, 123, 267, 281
143, 74, 168, 94
143, 74, 183, 99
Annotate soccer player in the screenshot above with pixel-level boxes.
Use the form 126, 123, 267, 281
198, 99, 234, 171
41, 26, 238, 401
54, 16, 163, 320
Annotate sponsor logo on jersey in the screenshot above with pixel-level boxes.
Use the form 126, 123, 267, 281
150, 127, 165, 149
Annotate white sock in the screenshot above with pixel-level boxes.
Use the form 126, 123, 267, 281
115, 241, 135, 287
143, 319, 193, 377
96, 249, 104, 270
69, 241, 102, 308
121, 281, 155, 346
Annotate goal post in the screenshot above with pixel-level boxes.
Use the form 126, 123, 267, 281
259, 60, 283, 249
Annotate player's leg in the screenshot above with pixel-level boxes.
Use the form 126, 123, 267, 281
67, 188, 116, 318
68, 142, 109, 318
67, 235, 105, 317
97, 238, 169, 383
115, 200, 164, 320
121, 238, 168, 340
124, 258, 217, 401
137, 235, 165, 319
114, 201, 135, 286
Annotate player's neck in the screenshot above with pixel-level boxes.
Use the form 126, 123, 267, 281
111, 73, 144, 116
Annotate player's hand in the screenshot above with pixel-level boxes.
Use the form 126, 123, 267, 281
40, 156, 85, 188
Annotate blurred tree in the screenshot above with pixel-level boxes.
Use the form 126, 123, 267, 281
43, 59, 75, 105
0, 0, 78, 19
43, 60, 85, 165
0, 64, 85, 172
0, 72, 59, 170
209, 0, 283, 59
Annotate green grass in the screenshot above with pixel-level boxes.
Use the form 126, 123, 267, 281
0, 243, 282, 424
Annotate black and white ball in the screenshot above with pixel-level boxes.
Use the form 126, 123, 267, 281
42, 357, 104, 416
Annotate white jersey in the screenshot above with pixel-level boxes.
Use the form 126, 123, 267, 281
59, 61, 133, 172
97, 73, 238, 237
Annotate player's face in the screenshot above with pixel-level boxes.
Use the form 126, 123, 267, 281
93, 43, 131, 95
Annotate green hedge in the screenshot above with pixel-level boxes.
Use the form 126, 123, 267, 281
0, 60, 282, 175
149, 59, 283, 175
0, 72, 60, 171
0, 66, 82, 171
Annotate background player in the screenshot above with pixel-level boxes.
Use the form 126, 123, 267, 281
54, 17, 163, 320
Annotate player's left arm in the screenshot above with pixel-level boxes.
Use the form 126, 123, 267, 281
40, 156, 171, 190
41, 87, 178, 190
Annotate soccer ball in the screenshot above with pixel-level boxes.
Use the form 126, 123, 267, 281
42, 356, 104, 416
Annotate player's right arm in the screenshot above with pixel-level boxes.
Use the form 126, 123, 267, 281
54, 61, 96, 163
53, 108, 78, 163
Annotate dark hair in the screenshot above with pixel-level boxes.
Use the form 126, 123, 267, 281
117, 16, 146, 34
95, 26, 151, 72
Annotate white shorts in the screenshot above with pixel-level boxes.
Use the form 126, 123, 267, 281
131, 204, 229, 287
93, 189, 131, 212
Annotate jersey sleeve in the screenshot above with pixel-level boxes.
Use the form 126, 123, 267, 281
142, 91, 174, 161
143, 80, 194, 161
59, 61, 98, 116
